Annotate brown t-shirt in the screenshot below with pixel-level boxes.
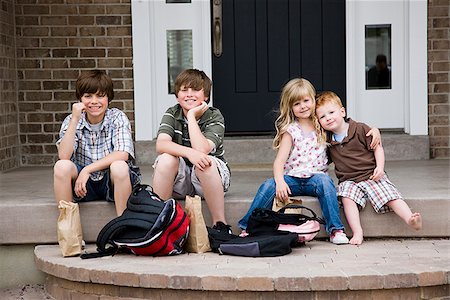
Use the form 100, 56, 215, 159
327, 119, 376, 183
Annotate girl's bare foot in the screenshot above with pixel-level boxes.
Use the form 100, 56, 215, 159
349, 231, 363, 245
408, 213, 422, 230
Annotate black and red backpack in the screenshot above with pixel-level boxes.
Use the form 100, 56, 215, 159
81, 184, 189, 258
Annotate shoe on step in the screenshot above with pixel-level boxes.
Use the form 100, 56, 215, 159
330, 230, 349, 245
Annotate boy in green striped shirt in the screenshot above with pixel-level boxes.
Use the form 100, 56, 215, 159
152, 69, 232, 234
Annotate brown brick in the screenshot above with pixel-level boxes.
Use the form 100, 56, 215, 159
434, 104, 450, 114
16, 37, 40, 47
432, 40, 450, 50
69, 38, 95, 47
53, 48, 78, 58
41, 38, 68, 47
24, 49, 51, 58
430, 136, 449, 147
432, 61, 450, 72
433, 126, 450, 136
68, 16, 95, 25
18, 102, 41, 112
80, 49, 106, 57
80, 27, 105, 36
429, 115, 449, 125
108, 48, 132, 57
50, 5, 78, 15
427, 50, 450, 61
27, 134, 54, 143
98, 58, 123, 68
44, 144, 57, 155
51, 27, 77, 36
107, 26, 131, 36
106, 5, 130, 14
78, 5, 106, 14
43, 81, 69, 90
434, 83, 450, 93
70, 59, 96, 68
96, 38, 122, 47
22, 145, 44, 154
96, 16, 121, 25
54, 92, 75, 101
20, 124, 42, 133
15, 16, 39, 25
43, 59, 69, 68
23, 5, 49, 15
43, 102, 69, 111
25, 92, 53, 101
23, 27, 49, 36
432, 147, 450, 158
19, 81, 41, 90
24, 70, 52, 79
433, 17, 450, 28
40, 16, 67, 25
27, 113, 53, 122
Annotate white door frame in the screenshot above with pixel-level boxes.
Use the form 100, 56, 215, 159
132, 0, 428, 141
346, 0, 427, 135
131, 0, 212, 141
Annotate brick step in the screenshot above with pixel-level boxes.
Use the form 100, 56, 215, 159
34, 240, 450, 299
0, 160, 449, 245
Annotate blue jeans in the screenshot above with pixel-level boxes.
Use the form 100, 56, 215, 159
238, 174, 344, 234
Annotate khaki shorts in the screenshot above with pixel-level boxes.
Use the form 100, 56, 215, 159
153, 155, 230, 199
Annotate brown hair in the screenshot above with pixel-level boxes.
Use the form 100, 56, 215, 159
75, 70, 114, 102
174, 69, 212, 100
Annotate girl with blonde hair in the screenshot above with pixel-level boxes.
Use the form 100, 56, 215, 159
238, 78, 380, 243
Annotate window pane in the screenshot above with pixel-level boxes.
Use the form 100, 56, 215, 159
167, 30, 193, 94
365, 24, 391, 90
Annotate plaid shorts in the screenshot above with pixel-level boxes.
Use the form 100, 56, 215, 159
337, 175, 402, 213
153, 155, 230, 199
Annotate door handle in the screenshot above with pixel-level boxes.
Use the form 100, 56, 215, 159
213, 0, 222, 57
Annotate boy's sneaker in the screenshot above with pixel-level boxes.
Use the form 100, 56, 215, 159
330, 230, 349, 245
212, 221, 233, 235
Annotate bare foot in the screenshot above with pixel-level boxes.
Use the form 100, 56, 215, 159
408, 212, 422, 230
349, 231, 363, 245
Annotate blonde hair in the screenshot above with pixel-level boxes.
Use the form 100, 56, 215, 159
315, 91, 344, 111
273, 78, 326, 149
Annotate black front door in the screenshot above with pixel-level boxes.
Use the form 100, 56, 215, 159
212, 0, 346, 135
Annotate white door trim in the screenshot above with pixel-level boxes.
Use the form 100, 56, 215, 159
346, 0, 427, 135
131, 0, 212, 141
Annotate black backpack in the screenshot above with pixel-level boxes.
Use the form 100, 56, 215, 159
81, 184, 189, 259
207, 226, 300, 257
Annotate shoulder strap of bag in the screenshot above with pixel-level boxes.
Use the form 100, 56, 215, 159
278, 204, 326, 224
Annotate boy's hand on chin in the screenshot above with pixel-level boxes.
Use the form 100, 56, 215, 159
72, 102, 86, 120
187, 101, 208, 120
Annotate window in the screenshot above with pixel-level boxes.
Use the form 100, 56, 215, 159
167, 30, 193, 94
365, 24, 391, 90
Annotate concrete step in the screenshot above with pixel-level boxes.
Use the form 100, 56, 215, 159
34, 240, 450, 299
0, 160, 448, 245
135, 134, 430, 166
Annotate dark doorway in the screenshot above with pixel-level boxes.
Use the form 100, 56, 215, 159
212, 0, 346, 135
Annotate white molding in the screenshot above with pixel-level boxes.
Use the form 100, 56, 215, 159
407, 0, 428, 135
131, 0, 155, 141
345, 0, 356, 119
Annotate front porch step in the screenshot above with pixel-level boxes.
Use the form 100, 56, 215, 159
134, 134, 430, 166
0, 160, 448, 245
34, 240, 450, 299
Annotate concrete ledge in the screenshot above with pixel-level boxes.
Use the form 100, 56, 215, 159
1, 160, 449, 244
35, 239, 450, 297
135, 134, 430, 165
1, 197, 449, 245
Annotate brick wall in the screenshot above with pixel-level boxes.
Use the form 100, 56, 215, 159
428, 0, 450, 158
0, 0, 20, 171
15, 0, 134, 166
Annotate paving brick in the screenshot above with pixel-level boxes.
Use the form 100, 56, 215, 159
169, 275, 202, 290
201, 275, 237, 291
237, 277, 273, 291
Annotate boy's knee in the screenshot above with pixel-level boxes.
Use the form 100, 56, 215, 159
110, 160, 129, 179
155, 153, 179, 171
54, 160, 75, 177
